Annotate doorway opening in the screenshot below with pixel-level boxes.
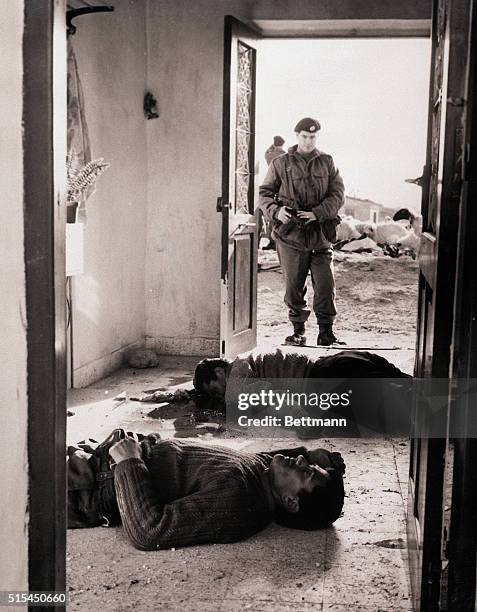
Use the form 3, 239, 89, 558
255, 37, 430, 376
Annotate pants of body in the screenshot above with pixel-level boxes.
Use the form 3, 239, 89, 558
277, 240, 336, 325
68, 431, 160, 529
306, 352, 412, 437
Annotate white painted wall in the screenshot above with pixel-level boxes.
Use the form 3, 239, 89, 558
69, 0, 149, 386
0, 0, 29, 591
144, 0, 248, 356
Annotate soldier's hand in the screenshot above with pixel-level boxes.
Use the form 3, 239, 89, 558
297, 211, 317, 224
276, 207, 293, 224
109, 437, 142, 464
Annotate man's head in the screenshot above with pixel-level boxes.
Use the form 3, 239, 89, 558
273, 135, 285, 147
393, 208, 415, 224
193, 358, 231, 397
270, 454, 344, 530
294, 117, 321, 155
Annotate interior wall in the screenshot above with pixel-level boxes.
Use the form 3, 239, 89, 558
144, 0, 249, 356
0, 0, 29, 591
69, 0, 149, 386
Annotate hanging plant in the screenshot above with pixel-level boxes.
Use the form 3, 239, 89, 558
66, 156, 110, 204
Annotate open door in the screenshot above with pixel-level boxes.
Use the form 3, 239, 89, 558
219, 16, 259, 358
407, 0, 471, 608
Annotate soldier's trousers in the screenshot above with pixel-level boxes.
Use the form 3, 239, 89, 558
276, 240, 336, 326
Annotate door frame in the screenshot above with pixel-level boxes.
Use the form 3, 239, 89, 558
407, 0, 473, 608
23, 0, 67, 600
444, 2, 477, 607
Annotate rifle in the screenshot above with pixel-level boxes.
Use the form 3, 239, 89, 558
273, 194, 340, 242
273, 194, 307, 227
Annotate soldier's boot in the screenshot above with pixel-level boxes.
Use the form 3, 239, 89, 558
285, 323, 306, 346
317, 324, 345, 346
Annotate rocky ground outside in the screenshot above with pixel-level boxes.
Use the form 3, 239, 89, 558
257, 246, 418, 374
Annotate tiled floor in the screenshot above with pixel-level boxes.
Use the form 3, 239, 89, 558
67, 360, 412, 611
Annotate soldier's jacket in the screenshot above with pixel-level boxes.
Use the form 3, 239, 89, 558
259, 145, 345, 251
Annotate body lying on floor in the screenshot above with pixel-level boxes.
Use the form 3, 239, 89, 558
193, 349, 409, 400
194, 349, 412, 437
68, 431, 346, 550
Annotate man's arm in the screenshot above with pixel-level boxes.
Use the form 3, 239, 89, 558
306, 449, 345, 474
312, 157, 345, 222
110, 439, 264, 550
228, 358, 255, 380
258, 447, 345, 474
260, 446, 309, 460
259, 159, 292, 225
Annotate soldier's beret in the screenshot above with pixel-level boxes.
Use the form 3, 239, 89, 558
294, 117, 321, 133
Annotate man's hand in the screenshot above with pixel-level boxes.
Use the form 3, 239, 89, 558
109, 437, 142, 464
297, 211, 317, 224
308, 449, 346, 475
276, 207, 293, 224
329, 451, 346, 476
308, 448, 333, 468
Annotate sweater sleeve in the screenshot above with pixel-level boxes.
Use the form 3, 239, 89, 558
312, 157, 345, 222
114, 458, 263, 550
229, 358, 255, 380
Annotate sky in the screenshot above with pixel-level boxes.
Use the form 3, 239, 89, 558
255, 38, 431, 212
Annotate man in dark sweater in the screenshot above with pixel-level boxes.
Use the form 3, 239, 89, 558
193, 349, 411, 437
193, 348, 409, 399
106, 437, 345, 551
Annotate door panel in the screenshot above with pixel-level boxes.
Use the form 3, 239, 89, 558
220, 16, 259, 358
407, 0, 471, 609
233, 234, 253, 333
